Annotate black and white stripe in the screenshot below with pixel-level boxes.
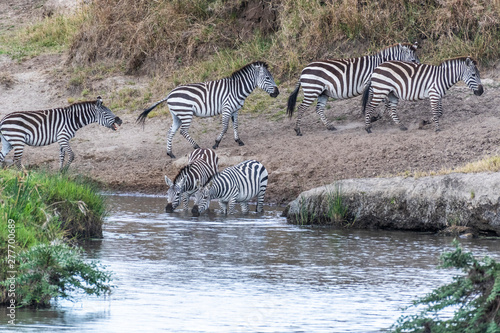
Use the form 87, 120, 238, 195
137, 61, 279, 159
0, 97, 121, 170
363, 57, 484, 133
191, 159, 268, 215
165, 148, 219, 212
287, 43, 419, 136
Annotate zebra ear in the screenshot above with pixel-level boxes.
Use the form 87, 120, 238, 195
465, 57, 473, 66
96, 96, 103, 107
165, 176, 173, 187
412, 41, 418, 50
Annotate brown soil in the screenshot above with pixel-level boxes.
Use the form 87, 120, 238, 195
2, 1, 500, 207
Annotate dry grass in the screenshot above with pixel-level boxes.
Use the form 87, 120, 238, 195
399, 155, 500, 178
1, 0, 489, 109
67, 0, 500, 89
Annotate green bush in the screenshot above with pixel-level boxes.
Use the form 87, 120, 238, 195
0, 170, 110, 307
391, 241, 500, 332
1, 242, 112, 308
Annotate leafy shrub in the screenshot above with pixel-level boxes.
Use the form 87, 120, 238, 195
391, 241, 500, 332
1, 242, 112, 308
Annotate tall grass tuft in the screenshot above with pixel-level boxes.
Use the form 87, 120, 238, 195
0, 169, 110, 307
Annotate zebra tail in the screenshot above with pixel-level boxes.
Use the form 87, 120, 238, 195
361, 81, 372, 116
136, 97, 168, 126
286, 83, 301, 119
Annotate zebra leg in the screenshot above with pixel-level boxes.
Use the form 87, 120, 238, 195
166, 114, 182, 159
294, 95, 316, 136
430, 96, 443, 132
231, 112, 244, 146
240, 202, 249, 214
213, 110, 231, 149
316, 94, 336, 131
181, 192, 190, 211
217, 200, 228, 215
365, 93, 387, 133
256, 190, 266, 213
12, 146, 25, 170
0, 135, 13, 168
58, 140, 75, 171
227, 197, 237, 215
387, 94, 406, 131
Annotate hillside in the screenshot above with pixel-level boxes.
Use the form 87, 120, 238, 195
1, 0, 500, 206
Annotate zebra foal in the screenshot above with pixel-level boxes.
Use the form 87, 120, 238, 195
164, 148, 219, 212
137, 61, 279, 159
363, 57, 484, 133
0, 97, 122, 171
287, 43, 419, 136
191, 159, 268, 216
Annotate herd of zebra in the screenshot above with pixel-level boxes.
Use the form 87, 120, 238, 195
0, 42, 484, 214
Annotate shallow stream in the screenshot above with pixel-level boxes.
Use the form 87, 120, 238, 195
3, 194, 500, 332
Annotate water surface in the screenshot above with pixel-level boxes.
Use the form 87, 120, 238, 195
3, 194, 500, 332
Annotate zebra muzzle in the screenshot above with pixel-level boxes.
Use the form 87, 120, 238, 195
165, 203, 174, 213
191, 205, 200, 216
112, 117, 122, 131
270, 87, 279, 98
474, 85, 484, 96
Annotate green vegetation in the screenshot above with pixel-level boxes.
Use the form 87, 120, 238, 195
0, 12, 86, 61
325, 185, 349, 224
391, 242, 500, 332
403, 155, 500, 178
291, 184, 349, 226
0, 169, 111, 307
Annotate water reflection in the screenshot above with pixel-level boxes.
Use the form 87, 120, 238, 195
3, 194, 500, 332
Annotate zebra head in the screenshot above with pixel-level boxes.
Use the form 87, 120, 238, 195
462, 57, 484, 96
255, 62, 279, 98
95, 96, 122, 131
383, 42, 420, 64
191, 179, 212, 216
165, 175, 186, 212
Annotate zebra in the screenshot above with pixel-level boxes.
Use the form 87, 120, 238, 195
164, 148, 219, 212
191, 159, 268, 216
362, 57, 484, 133
137, 61, 279, 159
0, 96, 122, 171
287, 42, 419, 136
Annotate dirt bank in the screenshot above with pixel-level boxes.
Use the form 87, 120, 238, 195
2, 50, 500, 207
2, 1, 500, 206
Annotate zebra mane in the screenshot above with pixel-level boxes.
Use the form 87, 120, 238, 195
381, 42, 417, 52
173, 164, 190, 184
67, 100, 97, 109
441, 56, 477, 66
230, 61, 269, 79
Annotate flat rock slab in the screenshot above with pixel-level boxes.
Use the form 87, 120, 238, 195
284, 172, 500, 236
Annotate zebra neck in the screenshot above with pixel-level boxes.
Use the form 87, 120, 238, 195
68, 104, 97, 129
229, 72, 256, 97
439, 62, 463, 90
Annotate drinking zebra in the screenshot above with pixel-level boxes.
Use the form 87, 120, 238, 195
137, 61, 279, 158
0, 97, 122, 171
191, 159, 268, 216
165, 148, 219, 212
362, 57, 484, 133
287, 43, 419, 136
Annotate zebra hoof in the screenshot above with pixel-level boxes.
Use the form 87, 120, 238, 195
399, 125, 408, 131
327, 125, 337, 131
193, 144, 200, 149
435, 128, 441, 132
294, 128, 302, 136
236, 139, 245, 146
167, 152, 176, 159
365, 127, 372, 134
